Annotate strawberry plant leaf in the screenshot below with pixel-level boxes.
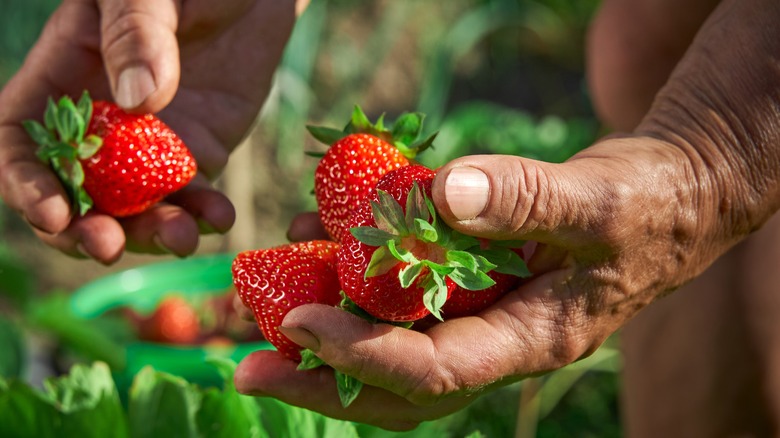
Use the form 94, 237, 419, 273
76, 91, 93, 129
399, 262, 424, 288
56, 96, 82, 143
77, 135, 103, 160
387, 239, 417, 264
350, 226, 398, 247
391, 112, 424, 146
365, 246, 399, 278
44, 97, 58, 131
349, 105, 372, 133
22, 120, 54, 148
404, 182, 430, 230
298, 349, 326, 371
374, 190, 408, 235
422, 272, 449, 320
414, 218, 438, 242
128, 366, 201, 438
493, 251, 532, 278
306, 126, 346, 146
335, 371, 363, 408
449, 267, 496, 291
409, 131, 438, 154
446, 250, 480, 272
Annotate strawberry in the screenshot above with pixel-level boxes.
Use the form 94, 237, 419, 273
23, 91, 196, 217
231, 240, 342, 361
135, 295, 201, 345
338, 165, 530, 322
309, 106, 436, 242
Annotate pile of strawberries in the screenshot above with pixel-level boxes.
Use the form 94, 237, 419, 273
231, 108, 531, 393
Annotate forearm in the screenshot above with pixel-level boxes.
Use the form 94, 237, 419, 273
638, 0, 780, 239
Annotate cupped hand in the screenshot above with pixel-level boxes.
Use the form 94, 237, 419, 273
235, 135, 729, 430
0, 0, 297, 263
234, 0, 780, 430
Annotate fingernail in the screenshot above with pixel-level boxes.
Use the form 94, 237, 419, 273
279, 326, 320, 351
445, 167, 489, 220
116, 66, 156, 109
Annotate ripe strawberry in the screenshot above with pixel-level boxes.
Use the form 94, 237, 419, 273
135, 295, 201, 345
232, 240, 342, 361
309, 106, 436, 242
23, 91, 197, 217
338, 165, 530, 322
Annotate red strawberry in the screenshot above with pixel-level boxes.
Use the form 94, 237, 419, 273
232, 240, 342, 361
309, 106, 436, 242
23, 91, 196, 217
338, 165, 529, 322
135, 295, 201, 345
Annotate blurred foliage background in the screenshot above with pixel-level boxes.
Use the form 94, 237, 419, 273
0, 0, 621, 436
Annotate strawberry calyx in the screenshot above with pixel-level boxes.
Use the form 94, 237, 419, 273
306, 105, 436, 160
350, 183, 531, 321
22, 91, 101, 215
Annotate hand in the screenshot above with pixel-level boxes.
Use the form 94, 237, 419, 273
0, 0, 297, 264
233, 0, 780, 430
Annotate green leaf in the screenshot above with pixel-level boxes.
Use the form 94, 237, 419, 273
306, 125, 346, 146
404, 182, 430, 230
493, 251, 532, 278
335, 371, 363, 408
391, 112, 424, 146
36, 141, 76, 161
387, 239, 417, 264
348, 105, 373, 134
77, 135, 103, 160
56, 96, 83, 143
398, 262, 424, 288
297, 349, 326, 371
350, 226, 399, 247
22, 120, 54, 148
446, 250, 480, 272
422, 273, 449, 320
0, 317, 24, 380
373, 190, 408, 235
449, 267, 496, 291
44, 97, 58, 131
197, 358, 268, 438
76, 90, 93, 131
128, 367, 201, 438
414, 218, 438, 242
365, 246, 399, 278
0, 362, 130, 438
409, 131, 438, 154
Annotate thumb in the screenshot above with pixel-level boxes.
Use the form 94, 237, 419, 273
431, 153, 607, 245
97, 0, 180, 112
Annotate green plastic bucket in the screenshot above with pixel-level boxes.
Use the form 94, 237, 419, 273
69, 253, 273, 391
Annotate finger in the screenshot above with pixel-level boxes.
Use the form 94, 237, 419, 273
232, 293, 254, 322
120, 203, 200, 257
0, 127, 72, 234
234, 351, 466, 431
430, 154, 600, 245
165, 177, 236, 234
34, 213, 126, 264
276, 270, 601, 404
96, 0, 181, 111
287, 212, 330, 242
